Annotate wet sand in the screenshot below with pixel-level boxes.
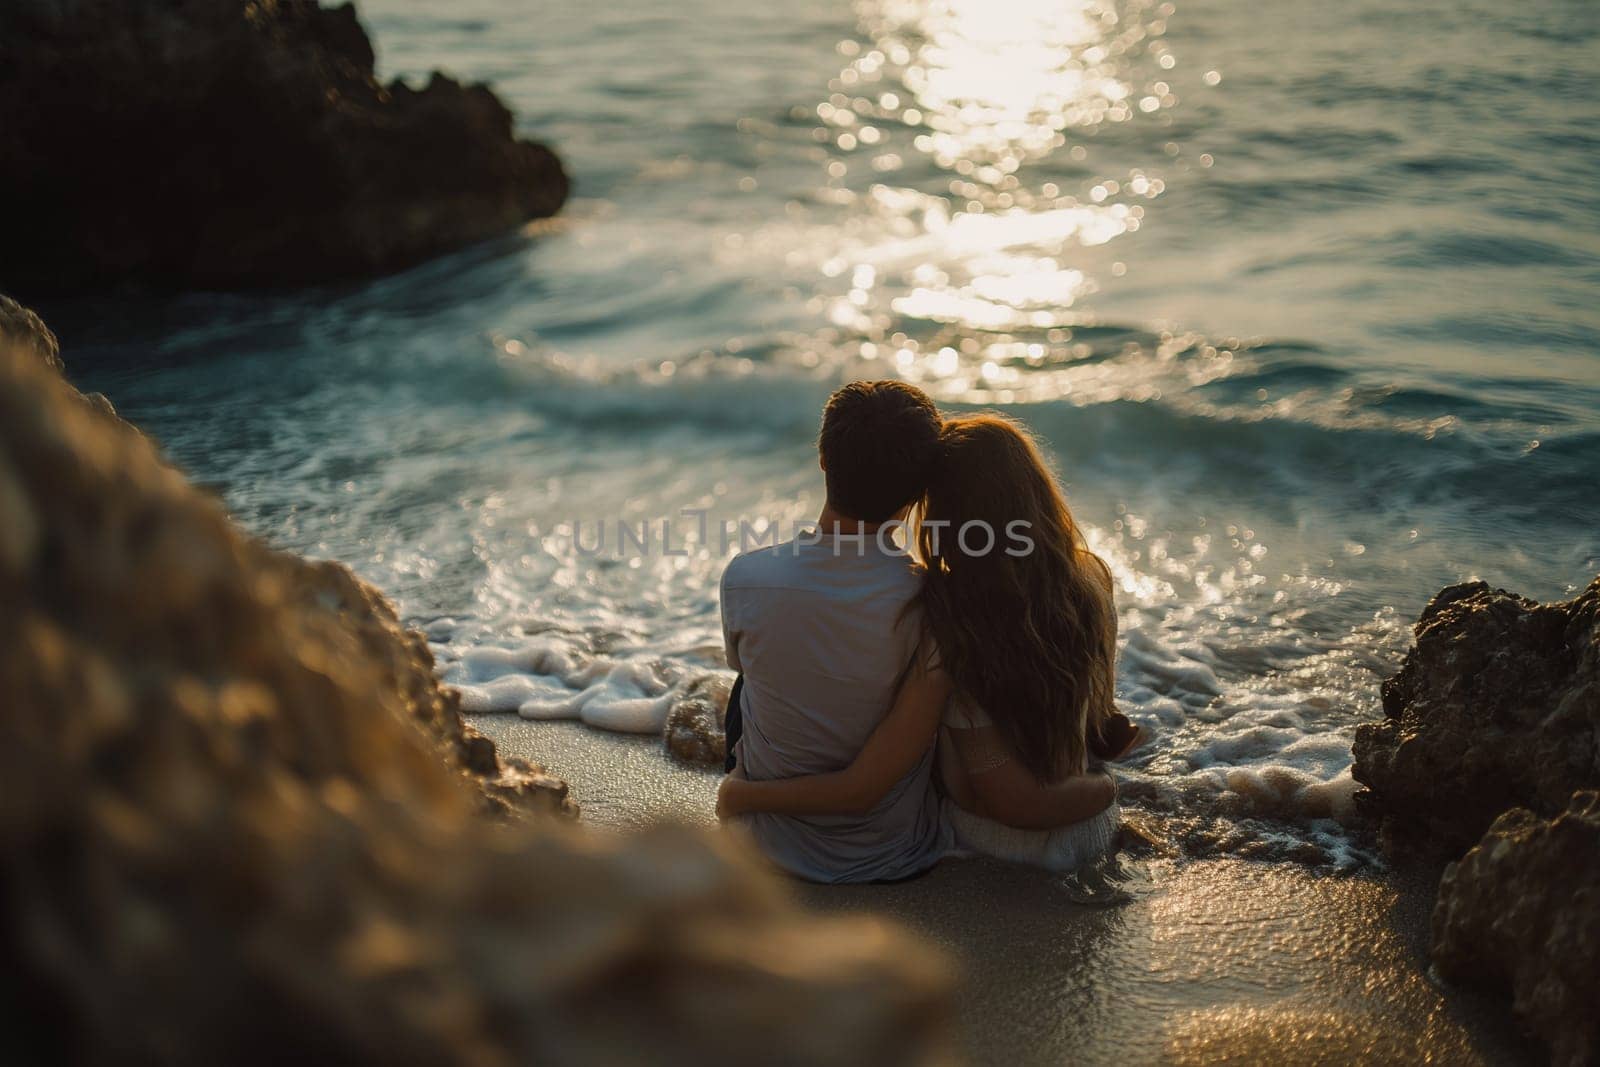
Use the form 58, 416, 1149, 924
480, 718, 1536, 1066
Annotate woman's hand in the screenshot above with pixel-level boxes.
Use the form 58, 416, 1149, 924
716, 770, 748, 822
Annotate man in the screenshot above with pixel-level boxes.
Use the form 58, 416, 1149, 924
719, 380, 948, 883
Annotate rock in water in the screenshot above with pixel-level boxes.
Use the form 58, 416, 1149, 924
1353, 578, 1600, 1064
1431, 792, 1600, 1067
664, 672, 733, 767
1352, 578, 1600, 854
0, 308, 952, 1063
0, 1, 569, 294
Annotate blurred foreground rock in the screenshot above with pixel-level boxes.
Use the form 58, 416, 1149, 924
0, 308, 952, 1064
0, 0, 568, 294
1432, 792, 1599, 1067
1353, 578, 1600, 1064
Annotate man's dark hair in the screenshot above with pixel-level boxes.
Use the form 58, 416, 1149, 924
818, 380, 941, 523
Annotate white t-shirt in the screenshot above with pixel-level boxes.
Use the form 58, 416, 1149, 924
721, 533, 948, 883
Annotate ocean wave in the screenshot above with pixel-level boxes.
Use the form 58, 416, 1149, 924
475, 330, 1599, 535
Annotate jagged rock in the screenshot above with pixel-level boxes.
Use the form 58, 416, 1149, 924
2, 289, 128, 428
664, 672, 732, 767
0, 294, 61, 369
1432, 792, 1600, 1066
0, 0, 568, 294
1352, 578, 1600, 854
0, 311, 952, 1063
1353, 579, 1600, 1063
285, 555, 573, 818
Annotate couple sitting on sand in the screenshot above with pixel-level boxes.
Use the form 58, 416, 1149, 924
717, 380, 1141, 883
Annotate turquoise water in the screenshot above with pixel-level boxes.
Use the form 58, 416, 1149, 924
57, 0, 1599, 860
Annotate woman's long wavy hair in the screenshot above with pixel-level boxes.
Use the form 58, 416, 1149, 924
913, 413, 1116, 781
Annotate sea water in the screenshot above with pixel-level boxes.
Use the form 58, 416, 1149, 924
58, 0, 1599, 863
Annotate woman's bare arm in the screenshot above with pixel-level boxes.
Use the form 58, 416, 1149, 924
962, 747, 1116, 830
717, 660, 952, 820
944, 719, 1115, 829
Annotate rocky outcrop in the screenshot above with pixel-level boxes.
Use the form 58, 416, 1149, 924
1432, 792, 1600, 1067
0, 294, 62, 370
2, 293, 125, 422
1353, 577, 1600, 1064
0, 1, 569, 294
1353, 578, 1600, 854
664, 673, 732, 767
0, 309, 951, 1064
291, 556, 577, 817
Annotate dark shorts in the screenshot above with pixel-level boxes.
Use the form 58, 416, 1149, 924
723, 673, 744, 774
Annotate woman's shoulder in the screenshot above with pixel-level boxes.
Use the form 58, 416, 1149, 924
942, 690, 994, 729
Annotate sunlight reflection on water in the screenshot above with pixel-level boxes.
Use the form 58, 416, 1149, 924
791, 0, 1184, 397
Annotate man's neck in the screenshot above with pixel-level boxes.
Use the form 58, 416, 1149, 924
815, 504, 889, 537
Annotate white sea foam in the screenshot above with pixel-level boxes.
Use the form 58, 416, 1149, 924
442, 632, 725, 735
435, 610, 1377, 865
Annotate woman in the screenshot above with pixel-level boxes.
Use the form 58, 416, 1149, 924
717, 413, 1137, 871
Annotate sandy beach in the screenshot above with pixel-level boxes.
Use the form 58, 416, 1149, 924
480, 718, 1538, 1065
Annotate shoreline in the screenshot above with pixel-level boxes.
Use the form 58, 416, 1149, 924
478, 716, 1538, 1066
